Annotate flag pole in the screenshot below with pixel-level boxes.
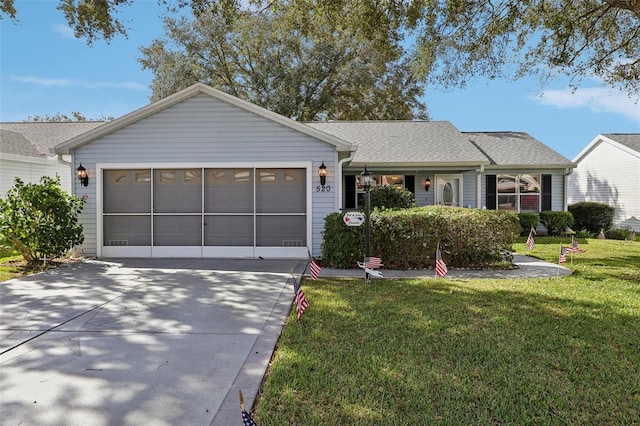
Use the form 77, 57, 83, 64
557, 244, 561, 277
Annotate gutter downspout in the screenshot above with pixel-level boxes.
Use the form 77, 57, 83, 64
475, 165, 484, 208
337, 147, 357, 210
564, 167, 573, 212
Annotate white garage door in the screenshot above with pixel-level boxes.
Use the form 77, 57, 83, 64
100, 167, 309, 258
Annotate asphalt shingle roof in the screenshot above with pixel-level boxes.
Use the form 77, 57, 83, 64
603, 133, 640, 154
464, 131, 574, 167
306, 121, 489, 166
0, 122, 105, 158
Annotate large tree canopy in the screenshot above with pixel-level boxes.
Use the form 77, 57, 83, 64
138, 4, 427, 120
3, 0, 639, 96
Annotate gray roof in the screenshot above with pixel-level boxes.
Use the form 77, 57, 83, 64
603, 133, 640, 154
464, 131, 574, 168
306, 121, 489, 167
0, 122, 105, 158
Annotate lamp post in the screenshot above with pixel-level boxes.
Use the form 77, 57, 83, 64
361, 166, 372, 284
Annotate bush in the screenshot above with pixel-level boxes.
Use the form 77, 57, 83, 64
539, 211, 574, 236
518, 213, 539, 236
321, 207, 520, 269
568, 202, 615, 234
0, 176, 86, 263
604, 227, 632, 240
369, 185, 416, 209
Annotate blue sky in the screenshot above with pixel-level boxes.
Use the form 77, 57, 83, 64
2, 1, 639, 161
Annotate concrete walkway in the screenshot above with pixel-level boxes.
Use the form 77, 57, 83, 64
0, 255, 569, 426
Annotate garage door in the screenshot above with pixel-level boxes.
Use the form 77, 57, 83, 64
100, 167, 309, 258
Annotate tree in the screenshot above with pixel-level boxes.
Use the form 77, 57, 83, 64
139, 4, 427, 120
24, 112, 114, 122
0, 176, 86, 263
2, 1, 639, 96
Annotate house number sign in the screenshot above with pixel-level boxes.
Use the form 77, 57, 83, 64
316, 185, 331, 192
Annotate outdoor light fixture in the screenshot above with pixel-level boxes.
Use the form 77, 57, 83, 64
360, 165, 372, 191
424, 177, 431, 191
76, 164, 89, 187
318, 161, 328, 186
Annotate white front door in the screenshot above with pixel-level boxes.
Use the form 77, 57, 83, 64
435, 175, 463, 207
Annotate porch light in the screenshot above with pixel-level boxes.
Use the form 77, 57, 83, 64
424, 177, 431, 191
318, 162, 328, 186
76, 164, 89, 187
360, 165, 372, 191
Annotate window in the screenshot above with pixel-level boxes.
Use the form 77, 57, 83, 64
497, 174, 540, 212
356, 174, 405, 208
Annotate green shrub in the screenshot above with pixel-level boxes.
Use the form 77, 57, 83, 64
321, 207, 520, 269
604, 227, 632, 240
369, 185, 416, 209
518, 213, 539, 236
539, 211, 574, 236
568, 202, 615, 234
0, 176, 86, 263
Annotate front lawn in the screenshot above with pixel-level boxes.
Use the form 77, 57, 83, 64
255, 238, 640, 425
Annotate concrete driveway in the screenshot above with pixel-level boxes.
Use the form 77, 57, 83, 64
0, 258, 305, 426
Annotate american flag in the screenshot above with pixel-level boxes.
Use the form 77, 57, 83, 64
435, 244, 448, 277
242, 409, 257, 426
566, 237, 585, 253
239, 390, 257, 426
559, 246, 567, 264
365, 256, 382, 269
526, 228, 535, 250
308, 250, 321, 280
292, 276, 309, 321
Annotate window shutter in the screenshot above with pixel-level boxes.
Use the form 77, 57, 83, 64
344, 175, 356, 209
485, 175, 496, 209
405, 175, 415, 195
541, 174, 552, 211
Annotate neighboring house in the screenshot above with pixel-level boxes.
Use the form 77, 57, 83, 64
568, 134, 640, 231
51, 83, 574, 259
0, 122, 104, 197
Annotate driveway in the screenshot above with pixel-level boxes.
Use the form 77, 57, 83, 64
0, 258, 305, 426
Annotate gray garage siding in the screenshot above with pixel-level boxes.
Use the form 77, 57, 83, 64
73, 93, 338, 257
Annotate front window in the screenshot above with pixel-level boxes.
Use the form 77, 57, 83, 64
497, 174, 540, 212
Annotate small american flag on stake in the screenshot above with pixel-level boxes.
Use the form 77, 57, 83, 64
291, 273, 309, 321
435, 243, 448, 277
239, 390, 257, 426
365, 256, 382, 269
559, 246, 568, 264
526, 228, 536, 249
308, 249, 321, 280
566, 237, 586, 253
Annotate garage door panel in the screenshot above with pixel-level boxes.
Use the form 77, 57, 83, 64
153, 215, 201, 246
154, 169, 202, 213
103, 215, 151, 246
256, 215, 306, 247
205, 215, 253, 246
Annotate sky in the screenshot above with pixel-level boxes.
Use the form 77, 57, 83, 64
1, 1, 639, 161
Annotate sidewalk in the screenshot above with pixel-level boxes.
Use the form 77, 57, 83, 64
306, 253, 572, 280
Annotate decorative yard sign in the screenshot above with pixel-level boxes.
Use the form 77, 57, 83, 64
343, 212, 365, 227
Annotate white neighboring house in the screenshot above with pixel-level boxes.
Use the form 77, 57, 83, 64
0, 122, 104, 197
568, 134, 640, 231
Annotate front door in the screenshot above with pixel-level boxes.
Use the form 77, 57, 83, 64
435, 175, 463, 207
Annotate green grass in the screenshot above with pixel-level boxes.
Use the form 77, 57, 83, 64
255, 238, 640, 425
0, 242, 22, 282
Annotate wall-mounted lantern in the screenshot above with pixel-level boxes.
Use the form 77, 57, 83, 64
318, 161, 328, 186
424, 177, 431, 192
77, 164, 89, 187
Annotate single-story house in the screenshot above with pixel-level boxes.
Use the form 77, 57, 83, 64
568, 134, 640, 231
0, 122, 104, 197
50, 83, 574, 258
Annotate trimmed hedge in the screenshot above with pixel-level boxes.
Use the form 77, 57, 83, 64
321, 206, 520, 269
369, 185, 416, 209
518, 213, 539, 236
568, 202, 615, 234
539, 211, 574, 236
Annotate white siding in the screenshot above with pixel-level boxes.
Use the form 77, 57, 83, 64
568, 141, 640, 226
73, 93, 337, 257
1, 157, 72, 197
